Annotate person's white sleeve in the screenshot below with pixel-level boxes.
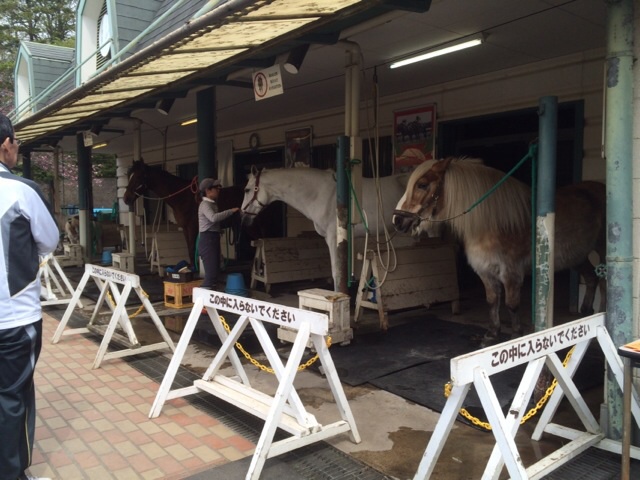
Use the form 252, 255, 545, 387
31, 196, 60, 255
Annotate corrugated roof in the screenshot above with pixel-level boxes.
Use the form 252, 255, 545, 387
13, 0, 419, 147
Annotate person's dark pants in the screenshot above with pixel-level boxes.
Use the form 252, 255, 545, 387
0, 320, 42, 480
199, 231, 221, 289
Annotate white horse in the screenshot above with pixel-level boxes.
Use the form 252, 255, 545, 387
240, 166, 410, 287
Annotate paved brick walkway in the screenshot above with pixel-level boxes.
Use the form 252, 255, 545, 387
28, 312, 255, 479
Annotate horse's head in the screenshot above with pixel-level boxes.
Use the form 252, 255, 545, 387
123, 159, 148, 206
241, 165, 269, 225
392, 158, 451, 236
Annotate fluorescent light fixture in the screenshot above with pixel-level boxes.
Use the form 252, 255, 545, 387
181, 118, 197, 126
92, 142, 108, 149
390, 34, 485, 69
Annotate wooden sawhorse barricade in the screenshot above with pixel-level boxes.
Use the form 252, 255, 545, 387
414, 313, 640, 479
150, 288, 361, 479
39, 253, 83, 309
51, 264, 175, 369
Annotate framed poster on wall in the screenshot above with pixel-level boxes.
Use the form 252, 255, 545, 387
393, 104, 436, 173
285, 127, 313, 168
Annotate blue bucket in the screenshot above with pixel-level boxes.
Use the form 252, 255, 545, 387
101, 250, 113, 265
225, 273, 248, 297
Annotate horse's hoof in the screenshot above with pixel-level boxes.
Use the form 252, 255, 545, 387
480, 335, 499, 348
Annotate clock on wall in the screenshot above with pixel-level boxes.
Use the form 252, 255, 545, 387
249, 132, 260, 150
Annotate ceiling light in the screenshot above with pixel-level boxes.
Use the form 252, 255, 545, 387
283, 44, 310, 74
92, 142, 108, 149
181, 118, 197, 126
390, 34, 485, 69
155, 98, 175, 115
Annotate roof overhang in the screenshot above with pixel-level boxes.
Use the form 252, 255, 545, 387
14, 0, 430, 148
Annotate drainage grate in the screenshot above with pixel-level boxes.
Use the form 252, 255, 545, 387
542, 447, 640, 479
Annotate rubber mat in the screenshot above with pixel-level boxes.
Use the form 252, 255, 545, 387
370, 343, 605, 425
326, 315, 490, 386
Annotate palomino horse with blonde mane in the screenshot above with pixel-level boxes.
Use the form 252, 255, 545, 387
393, 157, 606, 345
240, 166, 410, 287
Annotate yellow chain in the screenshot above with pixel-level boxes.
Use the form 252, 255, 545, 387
444, 346, 576, 431
218, 314, 331, 373
106, 289, 148, 318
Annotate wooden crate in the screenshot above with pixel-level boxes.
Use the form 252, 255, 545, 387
164, 280, 202, 309
112, 252, 135, 273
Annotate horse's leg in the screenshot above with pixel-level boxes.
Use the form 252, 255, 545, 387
183, 229, 195, 267
598, 277, 607, 312
575, 259, 598, 315
477, 273, 502, 346
324, 230, 338, 290
503, 273, 524, 338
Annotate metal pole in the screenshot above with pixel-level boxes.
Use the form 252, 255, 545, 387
534, 96, 558, 332
604, 0, 634, 440
77, 133, 93, 261
197, 87, 216, 180
336, 136, 349, 294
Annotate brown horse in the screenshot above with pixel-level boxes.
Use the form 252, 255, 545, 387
123, 160, 247, 266
392, 157, 606, 345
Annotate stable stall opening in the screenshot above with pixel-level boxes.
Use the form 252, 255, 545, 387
438, 101, 588, 314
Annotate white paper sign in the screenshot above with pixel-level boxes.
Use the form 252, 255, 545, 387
253, 65, 284, 101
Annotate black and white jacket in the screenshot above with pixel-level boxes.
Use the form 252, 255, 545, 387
0, 163, 59, 329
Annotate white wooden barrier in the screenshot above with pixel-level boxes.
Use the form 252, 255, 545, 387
414, 313, 640, 479
39, 253, 83, 309
51, 264, 175, 369
150, 288, 361, 479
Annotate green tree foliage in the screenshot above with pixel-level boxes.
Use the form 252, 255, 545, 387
0, 0, 77, 91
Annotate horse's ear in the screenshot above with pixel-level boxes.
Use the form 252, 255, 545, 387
251, 165, 258, 176
435, 157, 453, 172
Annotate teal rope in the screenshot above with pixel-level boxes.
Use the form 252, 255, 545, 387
463, 143, 538, 215
345, 167, 370, 233
345, 164, 370, 288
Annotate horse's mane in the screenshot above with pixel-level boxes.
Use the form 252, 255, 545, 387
438, 157, 531, 239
